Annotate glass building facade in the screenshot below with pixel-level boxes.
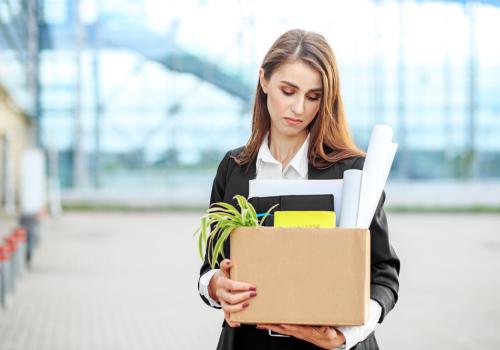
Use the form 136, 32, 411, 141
0, 0, 38, 117
3, 0, 500, 190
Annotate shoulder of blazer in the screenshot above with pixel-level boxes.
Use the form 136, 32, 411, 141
339, 155, 366, 171
228, 146, 245, 158
215, 146, 255, 202
225, 146, 256, 175
215, 146, 246, 180
224, 145, 246, 171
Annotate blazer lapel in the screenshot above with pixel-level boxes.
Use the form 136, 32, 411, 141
225, 160, 257, 203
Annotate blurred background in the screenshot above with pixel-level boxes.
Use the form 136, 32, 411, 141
0, 0, 499, 349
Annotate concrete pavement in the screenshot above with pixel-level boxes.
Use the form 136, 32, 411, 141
0, 212, 499, 349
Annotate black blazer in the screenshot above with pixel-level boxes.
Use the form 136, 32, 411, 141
198, 147, 400, 350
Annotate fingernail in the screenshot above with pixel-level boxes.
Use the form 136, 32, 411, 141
242, 302, 249, 308
250, 292, 257, 297
249, 286, 257, 291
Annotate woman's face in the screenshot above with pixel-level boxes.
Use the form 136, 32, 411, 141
260, 60, 322, 139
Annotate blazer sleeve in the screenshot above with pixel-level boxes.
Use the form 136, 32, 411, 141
352, 157, 400, 323
197, 151, 232, 308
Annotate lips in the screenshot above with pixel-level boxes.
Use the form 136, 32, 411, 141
283, 117, 303, 126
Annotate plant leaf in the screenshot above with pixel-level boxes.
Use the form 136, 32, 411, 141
259, 203, 279, 226
195, 195, 271, 268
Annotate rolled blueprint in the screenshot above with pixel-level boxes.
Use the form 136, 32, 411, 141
356, 125, 398, 228
339, 169, 364, 227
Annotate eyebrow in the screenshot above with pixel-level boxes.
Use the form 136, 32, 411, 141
280, 80, 322, 93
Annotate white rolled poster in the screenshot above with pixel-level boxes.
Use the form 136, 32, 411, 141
356, 124, 398, 228
339, 169, 364, 228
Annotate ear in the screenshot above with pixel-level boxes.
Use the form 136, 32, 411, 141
259, 68, 268, 94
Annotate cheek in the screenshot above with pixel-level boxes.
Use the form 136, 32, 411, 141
306, 103, 320, 121
267, 92, 288, 118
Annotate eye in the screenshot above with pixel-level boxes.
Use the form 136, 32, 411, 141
307, 95, 321, 101
281, 88, 294, 96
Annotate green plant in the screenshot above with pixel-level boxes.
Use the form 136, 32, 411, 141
195, 195, 277, 269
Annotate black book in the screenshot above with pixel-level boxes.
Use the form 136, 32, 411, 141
249, 194, 334, 226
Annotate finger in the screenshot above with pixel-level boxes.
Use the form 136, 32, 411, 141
220, 299, 251, 313
217, 289, 257, 305
329, 326, 339, 336
257, 324, 288, 329
281, 325, 333, 345
319, 326, 329, 334
258, 325, 287, 333
328, 327, 342, 342
316, 326, 334, 339
219, 277, 256, 292
280, 324, 308, 337
224, 311, 241, 328
283, 324, 322, 343
255, 324, 275, 331
281, 324, 309, 333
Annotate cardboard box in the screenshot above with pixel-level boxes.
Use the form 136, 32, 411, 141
230, 227, 370, 326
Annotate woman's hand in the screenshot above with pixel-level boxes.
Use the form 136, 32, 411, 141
208, 259, 257, 328
256, 324, 346, 349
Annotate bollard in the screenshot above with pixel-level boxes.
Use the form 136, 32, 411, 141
0, 256, 2, 308
0, 244, 11, 307
5, 235, 17, 293
13, 228, 27, 277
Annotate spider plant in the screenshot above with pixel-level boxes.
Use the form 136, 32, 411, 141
195, 195, 278, 269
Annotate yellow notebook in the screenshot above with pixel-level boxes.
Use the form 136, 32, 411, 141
273, 211, 336, 228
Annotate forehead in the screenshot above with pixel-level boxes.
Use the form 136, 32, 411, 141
270, 60, 322, 90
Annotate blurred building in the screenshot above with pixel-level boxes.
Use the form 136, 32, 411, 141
0, 85, 30, 210
1, 0, 500, 209
0, 0, 38, 215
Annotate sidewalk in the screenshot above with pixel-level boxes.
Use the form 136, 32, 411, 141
0, 212, 222, 350
0, 212, 499, 349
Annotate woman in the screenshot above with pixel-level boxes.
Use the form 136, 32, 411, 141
198, 29, 400, 350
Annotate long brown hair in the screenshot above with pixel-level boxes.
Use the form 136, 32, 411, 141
235, 29, 365, 169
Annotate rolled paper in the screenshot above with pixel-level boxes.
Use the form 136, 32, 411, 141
363, 124, 394, 175
356, 125, 398, 228
339, 169, 364, 228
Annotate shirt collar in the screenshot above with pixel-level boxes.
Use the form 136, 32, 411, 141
256, 132, 309, 178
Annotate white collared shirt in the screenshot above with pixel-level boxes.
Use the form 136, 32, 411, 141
255, 132, 309, 180
198, 133, 381, 350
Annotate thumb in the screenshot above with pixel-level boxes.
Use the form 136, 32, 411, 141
224, 311, 240, 328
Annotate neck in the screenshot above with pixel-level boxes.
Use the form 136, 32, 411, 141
268, 128, 308, 168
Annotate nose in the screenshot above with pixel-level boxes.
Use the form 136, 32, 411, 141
292, 96, 305, 115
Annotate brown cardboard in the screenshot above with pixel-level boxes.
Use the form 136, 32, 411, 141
229, 227, 370, 326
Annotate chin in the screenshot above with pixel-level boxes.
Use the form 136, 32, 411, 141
277, 125, 308, 138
